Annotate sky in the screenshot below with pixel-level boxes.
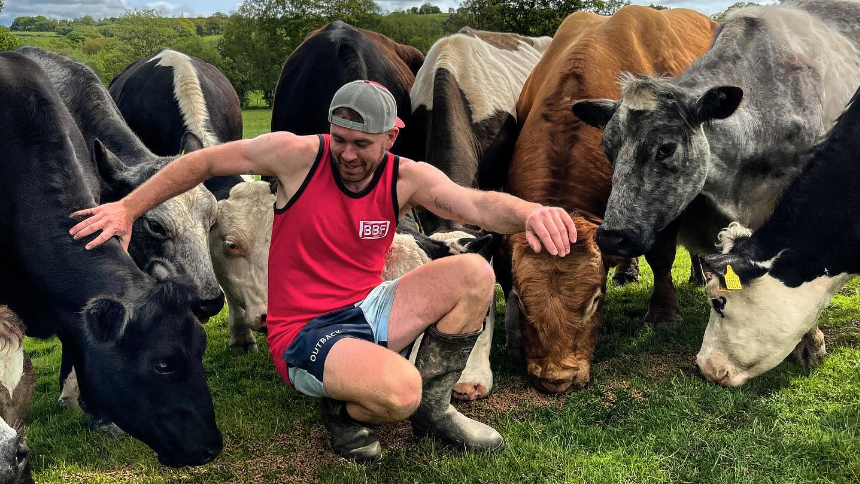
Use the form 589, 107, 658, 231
1, 0, 754, 26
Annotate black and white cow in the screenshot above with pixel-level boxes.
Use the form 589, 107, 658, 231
109, 48, 248, 201
270, 21, 424, 160
697, 86, 860, 387
0, 307, 34, 484
0, 52, 221, 466
18, 47, 225, 321
409, 27, 550, 234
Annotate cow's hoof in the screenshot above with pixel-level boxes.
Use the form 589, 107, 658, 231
58, 395, 80, 410
645, 308, 683, 328
612, 269, 639, 286
790, 329, 826, 369
230, 340, 258, 353
91, 419, 125, 437
453, 382, 488, 401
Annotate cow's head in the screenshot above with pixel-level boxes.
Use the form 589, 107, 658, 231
509, 217, 605, 393
0, 307, 34, 484
696, 222, 846, 387
93, 137, 224, 322
384, 229, 495, 280
209, 181, 274, 332
73, 274, 222, 467
572, 74, 743, 257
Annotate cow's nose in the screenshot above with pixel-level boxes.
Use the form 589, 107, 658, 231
15, 441, 28, 471
192, 292, 225, 321
596, 227, 641, 257
697, 351, 745, 387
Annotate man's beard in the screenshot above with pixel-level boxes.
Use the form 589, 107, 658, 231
334, 151, 383, 183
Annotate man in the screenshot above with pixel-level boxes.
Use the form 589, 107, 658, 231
70, 80, 576, 462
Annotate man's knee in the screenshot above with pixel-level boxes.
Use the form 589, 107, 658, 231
374, 364, 422, 420
458, 254, 496, 304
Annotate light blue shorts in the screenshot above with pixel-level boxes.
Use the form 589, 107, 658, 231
287, 278, 400, 398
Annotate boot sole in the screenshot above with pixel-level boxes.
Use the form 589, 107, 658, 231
337, 441, 382, 463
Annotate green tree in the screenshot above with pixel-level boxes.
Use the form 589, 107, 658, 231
0, 26, 19, 52
446, 0, 627, 36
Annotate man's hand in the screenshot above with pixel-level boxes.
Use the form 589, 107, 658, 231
525, 207, 577, 256
69, 201, 133, 251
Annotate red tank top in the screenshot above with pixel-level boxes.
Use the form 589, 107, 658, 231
267, 134, 399, 384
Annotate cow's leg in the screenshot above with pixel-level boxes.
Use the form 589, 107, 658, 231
644, 223, 682, 326
453, 291, 496, 401
504, 290, 523, 361
612, 258, 640, 286
689, 253, 706, 286
228, 297, 257, 352
789, 325, 826, 369
58, 351, 80, 410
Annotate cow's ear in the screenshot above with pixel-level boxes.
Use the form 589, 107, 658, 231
83, 296, 129, 343
571, 99, 619, 129
93, 139, 133, 194
462, 234, 495, 259
696, 86, 743, 123
180, 132, 205, 154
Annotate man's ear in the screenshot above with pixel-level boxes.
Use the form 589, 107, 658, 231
385, 127, 399, 150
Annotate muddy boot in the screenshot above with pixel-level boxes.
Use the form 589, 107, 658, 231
320, 398, 381, 462
410, 325, 505, 452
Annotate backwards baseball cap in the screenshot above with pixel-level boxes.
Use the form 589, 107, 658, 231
328, 80, 406, 134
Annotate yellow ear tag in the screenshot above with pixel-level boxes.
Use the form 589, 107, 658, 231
723, 264, 743, 291
181, 150, 186, 156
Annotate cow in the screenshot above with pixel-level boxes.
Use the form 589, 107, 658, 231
0, 52, 221, 466
0, 307, 35, 484
210, 181, 496, 398
109, 48, 248, 201
572, 1, 860, 287
18, 47, 225, 322
270, 21, 424, 162
697, 86, 860, 387
507, 6, 717, 393
408, 27, 551, 234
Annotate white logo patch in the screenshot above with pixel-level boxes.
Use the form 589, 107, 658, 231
359, 221, 390, 240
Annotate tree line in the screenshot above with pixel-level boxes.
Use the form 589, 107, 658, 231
3, 0, 763, 108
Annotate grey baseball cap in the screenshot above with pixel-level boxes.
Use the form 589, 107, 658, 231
328, 80, 406, 134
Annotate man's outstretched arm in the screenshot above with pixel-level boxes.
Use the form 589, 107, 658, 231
402, 161, 576, 256
69, 132, 314, 250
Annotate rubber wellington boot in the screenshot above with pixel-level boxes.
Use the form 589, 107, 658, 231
320, 398, 382, 462
410, 325, 505, 452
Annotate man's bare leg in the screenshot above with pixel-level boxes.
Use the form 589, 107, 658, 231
324, 253, 496, 423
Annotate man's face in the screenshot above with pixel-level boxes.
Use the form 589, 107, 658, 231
329, 124, 397, 185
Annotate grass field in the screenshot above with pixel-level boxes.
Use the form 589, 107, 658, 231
21, 110, 860, 483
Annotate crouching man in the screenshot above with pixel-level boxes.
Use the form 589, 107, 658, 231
69, 80, 577, 462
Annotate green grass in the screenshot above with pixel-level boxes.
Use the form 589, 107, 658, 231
22, 111, 860, 482
242, 109, 272, 139
13, 31, 61, 48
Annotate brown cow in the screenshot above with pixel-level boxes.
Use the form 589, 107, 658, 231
507, 6, 717, 393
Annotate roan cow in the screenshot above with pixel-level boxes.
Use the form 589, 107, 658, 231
0, 307, 35, 484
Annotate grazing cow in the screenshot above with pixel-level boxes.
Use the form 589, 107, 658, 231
409, 28, 551, 233
697, 87, 860, 387
0, 52, 222, 467
508, 7, 717, 393
0, 308, 34, 484
270, 21, 424, 160
210, 181, 496, 398
573, 0, 860, 261
18, 47, 224, 322
109, 48, 248, 200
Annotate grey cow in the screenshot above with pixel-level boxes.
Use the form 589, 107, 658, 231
573, 0, 860, 260
18, 47, 224, 321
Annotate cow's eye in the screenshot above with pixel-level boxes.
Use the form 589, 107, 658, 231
710, 296, 727, 317
224, 238, 242, 256
656, 143, 676, 162
144, 218, 168, 238
154, 361, 174, 375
